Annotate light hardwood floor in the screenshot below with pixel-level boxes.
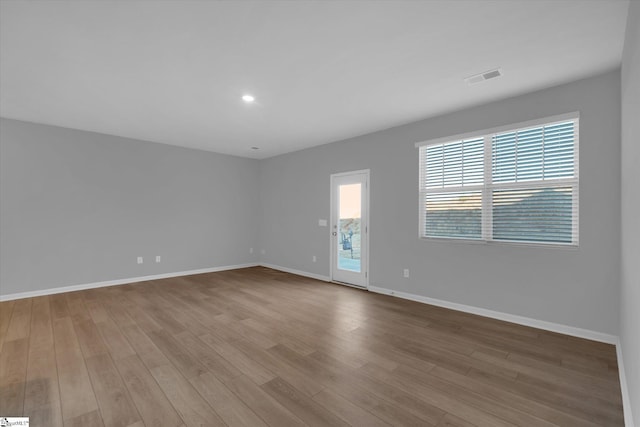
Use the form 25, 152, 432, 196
0, 266, 624, 426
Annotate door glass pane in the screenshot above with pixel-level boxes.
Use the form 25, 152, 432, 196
338, 183, 361, 272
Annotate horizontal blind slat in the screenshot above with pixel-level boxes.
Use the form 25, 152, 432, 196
492, 186, 576, 244
421, 117, 578, 244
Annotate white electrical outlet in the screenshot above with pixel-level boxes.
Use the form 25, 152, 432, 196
403, 268, 410, 278
260, 249, 266, 255
137, 257, 143, 264
249, 248, 254, 254
156, 256, 161, 263
312, 255, 317, 263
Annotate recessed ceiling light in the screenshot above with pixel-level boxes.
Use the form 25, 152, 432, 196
242, 94, 255, 103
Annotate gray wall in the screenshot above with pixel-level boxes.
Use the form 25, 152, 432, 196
0, 71, 624, 338
259, 70, 621, 335
0, 118, 259, 296
621, 0, 640, 423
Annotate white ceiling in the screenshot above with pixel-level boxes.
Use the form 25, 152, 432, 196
0, 0, 630, 159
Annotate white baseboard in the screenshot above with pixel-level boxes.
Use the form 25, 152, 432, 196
616, 339, 635, 427
369, 284, 631, 424
0, 263, 259, 302
255, 264, 619, 345
2, 261, 631, 424
256, 264, 617, 344
368, 285, 618, 345
259, 263, 331, 282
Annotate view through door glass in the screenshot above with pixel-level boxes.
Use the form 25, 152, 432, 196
338, 183, 361, 272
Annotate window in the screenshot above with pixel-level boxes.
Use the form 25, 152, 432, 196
418, 113, 579, 246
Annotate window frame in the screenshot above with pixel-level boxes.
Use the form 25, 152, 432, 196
416, 112, 579, 247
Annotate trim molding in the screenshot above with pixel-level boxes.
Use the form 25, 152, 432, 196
368, 285, 618, 344
414, 111, 579, 147
260, 263, 331, 282
257, 265, 619, 345
616, 339, 635, 427
3, 261, 631, 424
0, 263, 259, 302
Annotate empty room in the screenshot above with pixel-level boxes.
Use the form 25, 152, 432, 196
1, 0, 638, 426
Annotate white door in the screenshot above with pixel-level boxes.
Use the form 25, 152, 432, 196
330, 170, 369, 288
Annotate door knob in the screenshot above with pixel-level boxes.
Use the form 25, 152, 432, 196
332, 231, 337, 236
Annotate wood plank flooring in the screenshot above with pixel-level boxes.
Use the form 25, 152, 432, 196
0, 266, 624, 426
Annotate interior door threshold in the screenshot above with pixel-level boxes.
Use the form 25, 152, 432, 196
331, 280, 367, 290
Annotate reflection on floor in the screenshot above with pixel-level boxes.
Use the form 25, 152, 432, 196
0, 266, 624, 426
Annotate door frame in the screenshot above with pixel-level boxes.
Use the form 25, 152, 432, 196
329, 169, 370, 289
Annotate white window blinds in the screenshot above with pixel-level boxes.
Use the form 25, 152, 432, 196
421, 138, 484, 240
419, 114, 579, 245
423, 137, 484, 188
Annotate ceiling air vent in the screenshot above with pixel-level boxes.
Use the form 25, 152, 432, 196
465, 68, 502, 85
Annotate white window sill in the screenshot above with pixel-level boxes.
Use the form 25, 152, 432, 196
419, 236, 579, 250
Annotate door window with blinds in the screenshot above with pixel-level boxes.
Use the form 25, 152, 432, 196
418, 113, 579, 246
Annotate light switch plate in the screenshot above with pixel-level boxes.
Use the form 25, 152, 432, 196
318, 219, 327, 226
